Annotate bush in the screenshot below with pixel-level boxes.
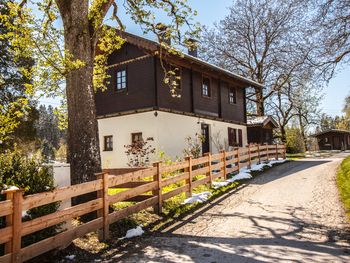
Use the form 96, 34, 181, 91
0, 150, 59, 252
286, 127, 305, 154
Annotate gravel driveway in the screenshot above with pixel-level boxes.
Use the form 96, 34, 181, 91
119, 153, 350, 263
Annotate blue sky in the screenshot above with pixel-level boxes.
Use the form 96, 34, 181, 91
41, 0, 349, 116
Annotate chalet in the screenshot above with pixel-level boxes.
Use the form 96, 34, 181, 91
247, 116, 278, 145
312, 129, 350, 151
95, 31, 263, 168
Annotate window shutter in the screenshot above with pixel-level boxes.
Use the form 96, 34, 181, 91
238, 129, 243, 147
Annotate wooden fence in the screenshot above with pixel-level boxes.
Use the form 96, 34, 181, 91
0, 144, 286, 263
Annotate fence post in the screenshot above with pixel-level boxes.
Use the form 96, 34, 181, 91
257, 144, 261, 164
204, 153, 213, 187
283, 144, 287, 159
266, 143, 269, 161
236, 147, 240, 173
275, 144, 279, 160
221, 150, 227, 179
4, 191, 14, 255
185, 156, 193, 198
12, 189, 23, 263
248, 144, 252, 169
96, 172, 110, 241
152, 162, 162, 214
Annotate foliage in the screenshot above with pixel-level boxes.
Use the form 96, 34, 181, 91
55, 142, 67, 163
285, 126, 305, 153
0, 150, 59, 248
183, 133, 204, 158
337, 156, 350, 220
0, 1, 35, 144
35, 105, 66, 161
124, 138, 156, 167
317, 111, 350, 132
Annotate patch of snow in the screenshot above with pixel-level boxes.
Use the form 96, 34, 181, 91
119, 226, 144, 240
183, 192, 212, 204
7, 186, 19, 191
268, 159, 287, 166
65, 255, 76, 260
212, 181, 229, 189
227, 172, 252, 182
249, 163, 267, 172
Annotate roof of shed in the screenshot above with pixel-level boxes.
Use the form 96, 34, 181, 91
247, 115, 278, 128
311, 129, 350, 137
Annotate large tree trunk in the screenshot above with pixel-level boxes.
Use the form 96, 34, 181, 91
57, 1, 102, 189
255, 87, 264, 116
280, 126, 287, 144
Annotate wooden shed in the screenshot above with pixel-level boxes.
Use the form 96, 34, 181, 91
312, 129, 350, 151
247, 116, 278, 145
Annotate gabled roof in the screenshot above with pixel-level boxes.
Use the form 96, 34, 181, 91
247, 115, 278, 128
116, 30, 264, 89
311, 129, 350, 137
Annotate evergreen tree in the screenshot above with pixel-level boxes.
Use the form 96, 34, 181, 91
35, 105, 66, 161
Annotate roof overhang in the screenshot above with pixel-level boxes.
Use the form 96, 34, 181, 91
115, 30, 264, 89
311, 129, 350, 137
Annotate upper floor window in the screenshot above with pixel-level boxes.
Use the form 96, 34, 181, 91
104, 136, 113, 151
116, 69, 127, 91
229, 87, 237, 104
202, 77, 211, 97
132, 132, 143, 143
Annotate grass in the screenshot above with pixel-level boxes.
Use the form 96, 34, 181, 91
337, 156, 350, 220
286, 153, 305, 160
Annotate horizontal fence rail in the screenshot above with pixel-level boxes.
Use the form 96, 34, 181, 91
0, 144, 286, 263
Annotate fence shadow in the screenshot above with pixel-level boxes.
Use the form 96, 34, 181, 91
114, 202, 350, 263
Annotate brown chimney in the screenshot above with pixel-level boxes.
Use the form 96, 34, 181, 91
156, 23, 171, 46
187, 38, 198, 57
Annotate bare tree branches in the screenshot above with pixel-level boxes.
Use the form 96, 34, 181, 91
201, 0, 316, 116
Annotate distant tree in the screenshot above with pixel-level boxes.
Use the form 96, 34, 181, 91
272, 84, 295, 143
201, 0, 316, 116
35, 105, 66, 161
312, 0, 350, 72
343, 94, 350, 119
293, 84, 322, 148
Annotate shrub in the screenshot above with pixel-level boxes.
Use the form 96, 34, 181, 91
286, 127, 305, 153
183, 133, 205, 158
124, 138, 156, 167
0, 150, 59, 252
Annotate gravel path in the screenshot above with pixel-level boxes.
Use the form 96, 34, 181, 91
119, 154, 350, 263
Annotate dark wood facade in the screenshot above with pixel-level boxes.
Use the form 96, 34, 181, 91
313, 130, 350, 150
95, 35, 260, 124
247, 116, 278, 144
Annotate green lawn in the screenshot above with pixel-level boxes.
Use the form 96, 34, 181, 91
286, 153, 305, 160
337, 156, 350, 220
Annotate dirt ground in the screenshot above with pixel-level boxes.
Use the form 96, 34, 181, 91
111, 153, 350, 262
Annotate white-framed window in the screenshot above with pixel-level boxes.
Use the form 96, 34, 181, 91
116, 69, 127, 91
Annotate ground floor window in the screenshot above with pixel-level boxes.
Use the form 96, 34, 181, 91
104, 135, 113, 151
132, 132, 143, 143
228, 127, 237, 147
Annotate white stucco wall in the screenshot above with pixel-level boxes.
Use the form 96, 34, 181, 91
98, 111, 247, 168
